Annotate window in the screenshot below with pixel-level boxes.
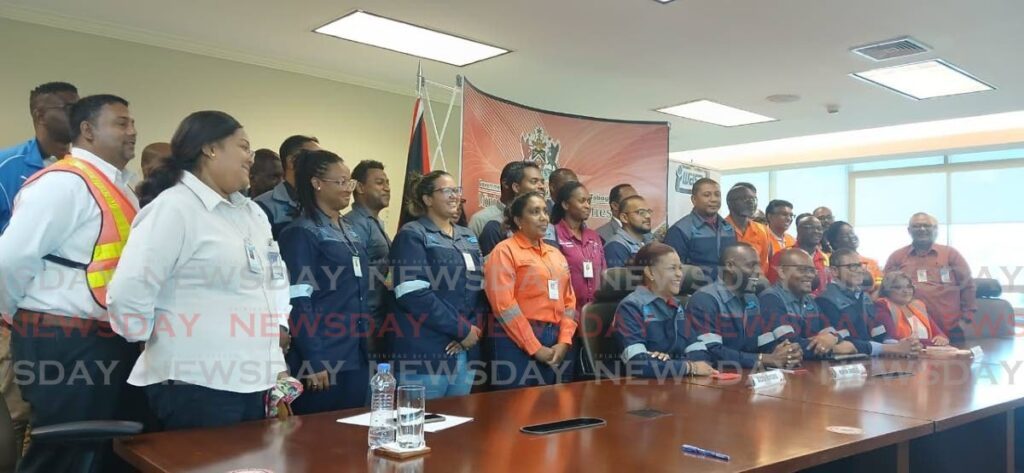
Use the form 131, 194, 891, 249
850, 155, 944, 172
723, 150, 1024, 310
949, 167, 1024, 303
852, 172, 948, 263
949, 148, 1024, 164
774, 165, 848, 220
720, 171, 769, 200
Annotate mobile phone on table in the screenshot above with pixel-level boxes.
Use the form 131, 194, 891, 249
520, 417, 606, 435
424, 413, 445, 424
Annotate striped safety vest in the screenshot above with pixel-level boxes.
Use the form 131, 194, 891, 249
22, 156, 137, 308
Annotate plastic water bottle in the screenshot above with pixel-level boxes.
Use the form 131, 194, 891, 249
368, 363, 397, 448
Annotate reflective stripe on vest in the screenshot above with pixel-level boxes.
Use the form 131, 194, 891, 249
22, 157, 137, 308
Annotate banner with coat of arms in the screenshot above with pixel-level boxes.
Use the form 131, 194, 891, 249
460, 80, 670, 233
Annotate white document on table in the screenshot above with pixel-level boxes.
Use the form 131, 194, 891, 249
337, 411, 473, 432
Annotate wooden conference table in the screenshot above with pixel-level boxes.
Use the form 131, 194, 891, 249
116, 338, 1024, 473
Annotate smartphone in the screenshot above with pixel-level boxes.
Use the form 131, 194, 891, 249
872, 371, 914, 378
520, 417, 606, 435
832, 353, 869, 362
424, 413, 445, 424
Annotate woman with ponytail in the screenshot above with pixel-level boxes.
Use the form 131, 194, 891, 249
277, 149, 372, 413
108, 111, 293, 430
389, 171, 486, 399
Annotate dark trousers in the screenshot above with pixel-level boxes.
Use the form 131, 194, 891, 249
489, 322, 574, 391
145, 381, 266, 431
10, 311, 140, 473
291, 365, 370, 415
947, 325, 966, 346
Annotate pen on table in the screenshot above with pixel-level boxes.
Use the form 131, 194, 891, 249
681, 444, 731, 462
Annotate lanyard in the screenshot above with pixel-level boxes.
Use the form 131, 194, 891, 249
318, 211, 360, 257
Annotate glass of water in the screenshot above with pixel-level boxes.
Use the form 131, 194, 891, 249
396, 385, 425, 449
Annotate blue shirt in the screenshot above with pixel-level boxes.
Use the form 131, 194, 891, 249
279, 211, 370, 374
663, 211, 737, 280
390, 217, 487, 373
479, 219, 557, 257
254, 181, 299, 240
685, 281, 761, 369
816, 282, 888, 355
342, 203, 392, 321
613, 286, 711, 378
758, 284, 838, 359
603, 228, 645, 268
0, 138, 48, 233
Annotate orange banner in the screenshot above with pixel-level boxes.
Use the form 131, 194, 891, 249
461, 80, 670, 231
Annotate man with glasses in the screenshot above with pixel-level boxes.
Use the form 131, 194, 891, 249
686, 243, 802, 370
818, 249, 920, 357
765, 199, 796, 259
768, 215, 830, 296
884, 213, 976, 344
760, 248, 858, 359
725, 183, 772, 277
596, 183, 638, 243
604, 195, 653, 268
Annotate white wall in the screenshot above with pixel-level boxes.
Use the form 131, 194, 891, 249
0, 18, 461, 234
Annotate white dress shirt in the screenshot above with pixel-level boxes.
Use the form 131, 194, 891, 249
0, 147, 139, 321
107, 171, 290, 393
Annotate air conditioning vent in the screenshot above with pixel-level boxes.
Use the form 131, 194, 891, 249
851, 37, 930, 61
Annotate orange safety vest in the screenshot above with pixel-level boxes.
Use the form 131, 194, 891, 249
22, 156, 137, 309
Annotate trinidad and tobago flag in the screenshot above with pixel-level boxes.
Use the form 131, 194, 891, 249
398, 97, 431, 228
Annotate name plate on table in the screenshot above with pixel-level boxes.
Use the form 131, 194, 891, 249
970, 346, 984, 361
749, 370, 786, 389
830, 364, 867, 380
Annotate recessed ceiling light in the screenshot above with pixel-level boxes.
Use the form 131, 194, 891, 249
654, 0, 676, 3
851, 59, 994, 100
766, 94, 801, 104
314, 10, 509, 67
656, 100, 777, 127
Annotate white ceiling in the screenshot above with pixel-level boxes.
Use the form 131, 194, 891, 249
3, 0, 1022, 152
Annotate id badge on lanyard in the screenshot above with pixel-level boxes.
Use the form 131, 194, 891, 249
245, 239, 262, 274
548, 280, 559, 300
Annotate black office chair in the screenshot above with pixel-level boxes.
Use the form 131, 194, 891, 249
966, 278, 1014, 339
29, 420, 143, 473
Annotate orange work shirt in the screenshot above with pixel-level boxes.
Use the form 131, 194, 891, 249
726, 216, 772, 277
484, 232, 578, 355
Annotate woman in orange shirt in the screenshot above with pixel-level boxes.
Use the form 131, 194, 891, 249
484, 191, 578, 390
875, 272, 949, 346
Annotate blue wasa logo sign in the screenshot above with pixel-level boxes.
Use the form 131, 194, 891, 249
674, 164, 707, 194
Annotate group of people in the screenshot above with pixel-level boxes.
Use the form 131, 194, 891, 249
0, 81, 978, 472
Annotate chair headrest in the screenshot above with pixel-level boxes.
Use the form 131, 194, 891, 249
679, 264, 709, 296
974, 278, 1002, 298
596, 264, 710, 303
596, 267, 641, 302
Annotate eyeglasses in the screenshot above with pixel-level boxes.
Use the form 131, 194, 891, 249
433, 187, 463, 198
780, 265, 817, 276
833, 263, 864, 270
628, 209, 654, 218
319, 177, 357, 191
910, 224, 936, 230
